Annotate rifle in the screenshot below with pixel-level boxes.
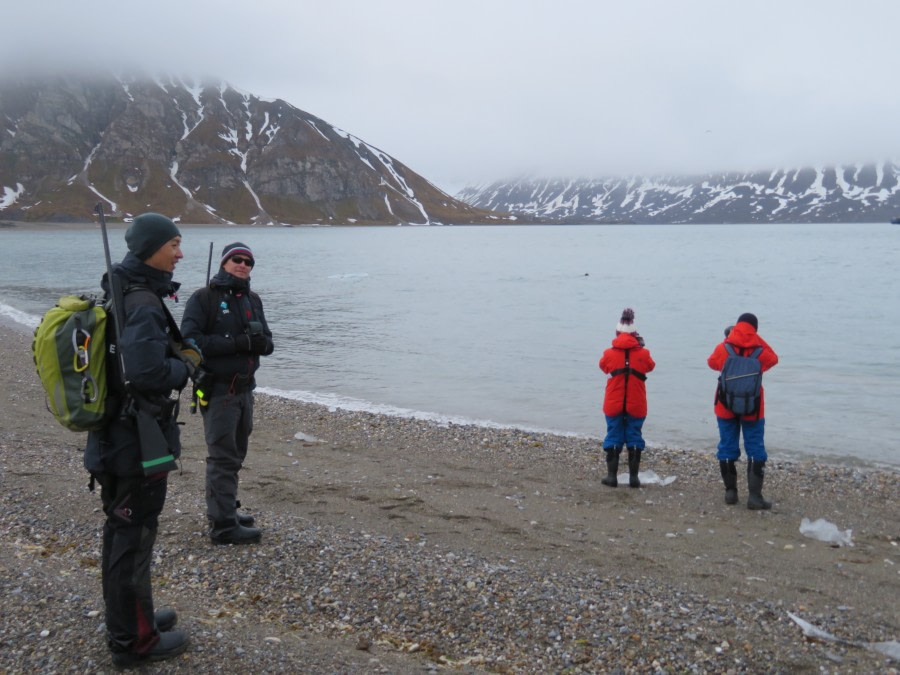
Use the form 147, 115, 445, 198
190, 241, 215, 414
206, 240, 214, 285
95, 204, 178, 474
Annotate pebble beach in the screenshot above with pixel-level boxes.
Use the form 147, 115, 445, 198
1, 322, 898, 673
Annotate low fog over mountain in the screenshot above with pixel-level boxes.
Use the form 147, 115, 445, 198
0, 74, 502, 225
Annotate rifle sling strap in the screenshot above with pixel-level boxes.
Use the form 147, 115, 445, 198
610, 367, 647, 381
610, 350, 647, 381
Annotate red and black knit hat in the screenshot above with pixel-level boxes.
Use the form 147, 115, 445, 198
220, 242, 254, 267
616, 307, 637, 334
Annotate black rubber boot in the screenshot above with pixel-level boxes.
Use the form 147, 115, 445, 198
111, 629, 189, 669
600, 447, 620, 487
627, 447, 642, 488
210, 519, 262, 545
747, 460, 772, 510
154, 608, 177, 632
719, 460, 738, 505
235, 500, 255, 526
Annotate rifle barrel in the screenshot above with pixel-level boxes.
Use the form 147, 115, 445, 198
206, 241, 214, 285
94, 203, 128, 383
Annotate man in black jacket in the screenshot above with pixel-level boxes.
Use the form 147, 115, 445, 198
85, 213, 199, 668
180, 242, 274, 545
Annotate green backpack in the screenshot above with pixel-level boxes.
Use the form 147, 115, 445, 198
32, 295, 110, 432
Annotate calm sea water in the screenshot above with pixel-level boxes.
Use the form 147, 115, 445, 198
3, 223, 898, 469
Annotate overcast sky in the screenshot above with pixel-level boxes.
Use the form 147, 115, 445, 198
4, 0, 900, 194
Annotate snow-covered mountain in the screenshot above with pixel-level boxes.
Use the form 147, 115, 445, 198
458, 164, 900, 223
0, 74, 502, 225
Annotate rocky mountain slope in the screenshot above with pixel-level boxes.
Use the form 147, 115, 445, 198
458, 163, 900, 223
0, 74, 503, 225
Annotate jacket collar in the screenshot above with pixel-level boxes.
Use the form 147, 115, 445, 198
103, 252, 180, 298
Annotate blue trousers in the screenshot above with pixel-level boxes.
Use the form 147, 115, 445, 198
716, 417, 767, 462
603, 414, 646, 450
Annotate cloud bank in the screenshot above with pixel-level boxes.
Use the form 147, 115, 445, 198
3, 0, 899, 192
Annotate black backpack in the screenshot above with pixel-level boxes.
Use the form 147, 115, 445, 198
717, 344, 764, 416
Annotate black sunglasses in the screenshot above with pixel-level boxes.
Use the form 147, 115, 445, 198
230, 256, 254, 267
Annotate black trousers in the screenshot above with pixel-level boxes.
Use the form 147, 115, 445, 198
95, 471, 168, 653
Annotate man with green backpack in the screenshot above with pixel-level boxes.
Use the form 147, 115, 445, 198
83, 212, 199, 668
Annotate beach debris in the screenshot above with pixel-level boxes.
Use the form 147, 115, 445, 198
799, 517, 854, 547
872, 641, 900, 660
293, 431, 322, 443
789, 613, 841, 642
622, 470, 676, 486
788, 613, 900, 661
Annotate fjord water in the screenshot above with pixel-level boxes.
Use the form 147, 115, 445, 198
3, 223, 898, 469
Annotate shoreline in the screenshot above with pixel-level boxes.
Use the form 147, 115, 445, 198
7, 310, 897, 474
2, 322, 899, 671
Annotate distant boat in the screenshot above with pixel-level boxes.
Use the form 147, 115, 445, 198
892, 217, 900, 224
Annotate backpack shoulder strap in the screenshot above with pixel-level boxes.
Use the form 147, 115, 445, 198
122, 284, 156, 309
122, 284, 183, 343
724, 343, 736, 356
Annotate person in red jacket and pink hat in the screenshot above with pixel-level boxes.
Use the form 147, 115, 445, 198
708, 312, 779, 509
599, 308, 656, 488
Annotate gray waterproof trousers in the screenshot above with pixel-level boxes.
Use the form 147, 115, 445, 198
202, 389, 253, 525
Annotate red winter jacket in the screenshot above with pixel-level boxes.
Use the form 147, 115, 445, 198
599, 333, 655, 418
707, 320, 778, 420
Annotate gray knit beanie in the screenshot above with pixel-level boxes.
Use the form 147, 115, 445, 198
125, 213, 180, 261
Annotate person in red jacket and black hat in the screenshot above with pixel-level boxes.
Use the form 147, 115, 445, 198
708, 312, 779, 509
599, 308, 655, 487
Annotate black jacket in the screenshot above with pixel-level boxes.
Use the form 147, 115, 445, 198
180, 269, 274, 392
84, 253, 190, 476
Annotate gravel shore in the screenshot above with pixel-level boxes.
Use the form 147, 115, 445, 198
1, 322, 897, 673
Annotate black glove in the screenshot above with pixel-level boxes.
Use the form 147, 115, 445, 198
249, 333, 269, 354
233, 334, 253, 353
